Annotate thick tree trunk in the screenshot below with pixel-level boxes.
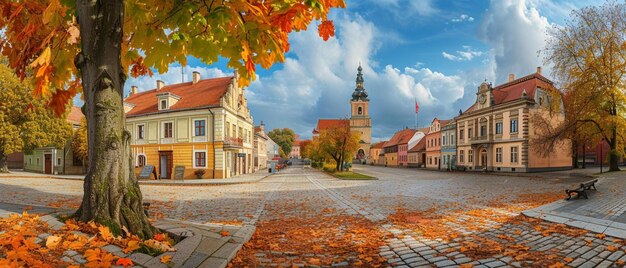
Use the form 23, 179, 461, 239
572, 139, 579, 169
0, 153, 8, 173
609, 128, 620, 171
74, 0, 154, 238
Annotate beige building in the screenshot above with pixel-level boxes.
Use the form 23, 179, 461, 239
456, 68, 571, 172
254, 122, 269, 172
369, 141, 386, 165
124, 71, 254, 179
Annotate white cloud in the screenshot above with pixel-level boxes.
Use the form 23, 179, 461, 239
361, 0, 439, 19
479, 0, 550, 84
442, 46, 484, 61
451, 14, 475, 22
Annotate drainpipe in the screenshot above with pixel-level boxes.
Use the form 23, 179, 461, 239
208, 109, 216, 179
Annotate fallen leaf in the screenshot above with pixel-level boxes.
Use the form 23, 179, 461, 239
220, 230, 230, 237
160, 255, 172, 263
98, 226, 114, 241
459, 264, 474, 268
564, 257, 573, 263
607, 245, 618, 252
595, 233, 606, 239
46, 235, 62, 249
116, 258, 133, 267
123, 240, 141, 253
154, 233, 164, 242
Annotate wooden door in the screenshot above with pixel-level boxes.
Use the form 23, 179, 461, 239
44, 154, 52, 174
158, 151, 173, 179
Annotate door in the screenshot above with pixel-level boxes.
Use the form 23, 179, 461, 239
158, 151, 173, 179
480, 149, 487, 169
44, 154, 52, 174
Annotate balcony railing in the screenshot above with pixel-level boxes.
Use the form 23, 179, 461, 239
470, 135, 492, 144
223, 137, 243, 149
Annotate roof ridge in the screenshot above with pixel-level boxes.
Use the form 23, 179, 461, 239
494, 73, 552, 90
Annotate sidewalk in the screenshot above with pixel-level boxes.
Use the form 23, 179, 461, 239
523, 171, 626, 239
1, 169, 273, 186
0, 202, 254, 268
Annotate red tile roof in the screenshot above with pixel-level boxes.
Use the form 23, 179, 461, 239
371, 141, 387, 149
67, 106, 84, 125
124, 77, 233, 117
384, 128, 417, 148
408, 138, 426, 153
312, 119, 350, 134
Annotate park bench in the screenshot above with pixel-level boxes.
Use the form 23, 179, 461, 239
142, 202, 151, 218
565, 179, 598, 200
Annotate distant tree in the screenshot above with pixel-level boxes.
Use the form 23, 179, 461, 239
278, 147, 287, 159
299, 140, 312, 159
268, 128, 296, 157
72, 118, 88, 165
317, 126, 360, 172
537, 2, 626, 171
0, 64, 73, 172
0, 0, 344, 236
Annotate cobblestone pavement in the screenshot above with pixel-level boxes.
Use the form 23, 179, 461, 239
1, 166, 625, 267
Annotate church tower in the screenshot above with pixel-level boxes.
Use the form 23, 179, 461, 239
350, 64, 372, 161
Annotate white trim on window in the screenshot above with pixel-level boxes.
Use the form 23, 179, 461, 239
193, 150, 208, 168
136, 153, 147, 167
192, 118, 208, 142
161, 121, 174, 143
137, 124, 146, 140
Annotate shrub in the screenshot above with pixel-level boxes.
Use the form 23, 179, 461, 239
194, 169, 206, 179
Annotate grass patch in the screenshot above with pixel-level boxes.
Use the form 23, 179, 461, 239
332, 171, 376, 180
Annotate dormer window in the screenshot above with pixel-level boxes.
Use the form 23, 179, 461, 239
156, 92, 180, 111
160, 100, 167, 110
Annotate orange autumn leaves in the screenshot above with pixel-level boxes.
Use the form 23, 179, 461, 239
0, 212, 174, 268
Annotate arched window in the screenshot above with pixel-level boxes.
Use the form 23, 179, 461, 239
138, 155, 146, 167
358, 106, 363, 115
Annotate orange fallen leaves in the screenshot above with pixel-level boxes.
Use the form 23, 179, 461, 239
160, 255, 173, 263
45, 235, 61, 249
115, 257, 133, 267
607, 245, 618, 252
220, 230, 231, 237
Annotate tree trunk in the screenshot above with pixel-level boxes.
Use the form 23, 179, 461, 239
74, 0, 154, 238
0, 152, 8, 173
572, 139, 579, 169
609, 128, 620, 171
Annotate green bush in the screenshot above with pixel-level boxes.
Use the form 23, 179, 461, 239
322, 162, 336, 173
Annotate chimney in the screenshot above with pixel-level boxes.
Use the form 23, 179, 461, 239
156, 80, 165, 90
508, 74, 515, 82
130, 86, 137, 96
536, 66, 542, 74
192, 71, 200, 84
259, 121, 265, 132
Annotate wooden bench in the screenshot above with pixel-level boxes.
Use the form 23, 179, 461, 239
565, 179, 598, 200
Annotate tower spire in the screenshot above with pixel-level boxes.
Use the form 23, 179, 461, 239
352, 63, 369, 101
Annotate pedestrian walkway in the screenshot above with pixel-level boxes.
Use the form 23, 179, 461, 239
1, 169, 272, 186
0, 202, 255, 268
523, 171, 626, 239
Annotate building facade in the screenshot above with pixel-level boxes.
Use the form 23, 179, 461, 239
124, 71, 254, 179
441, 120, 457, 170
289, 140, 301, 159
312, 64, 372, 163
425, 118, 448, 170
254, 123, 269, 172
23, 106, 85, 175
408, 138, 426, 168
266, 137, 280, 160
455, 69, 571, 172
383, 128, 418, 167
369, 141, 386, 165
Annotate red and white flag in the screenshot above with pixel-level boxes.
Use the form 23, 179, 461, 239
415, 99, 419, 114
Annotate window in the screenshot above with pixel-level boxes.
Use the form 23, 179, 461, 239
468, 150, 473, 163
160, 100, 167, 110
451, 134, 455, 145
226, 124, 230, 138
137, 125, 145, 139
495, 122, 503, 135
443, 136, 446, 146
480, 125, 486, 137
194, 120, 206, 136
511, 119, 518, 133
460, 130, 464, 141
57, 158, 62, 166
194, 151, 206, 167
496, 147, 503, 163
358, 106, 363, 115
137, 155, 146, 167
163, 122, 173, 138
511, 147, 518, 163
468, 128, 473, 138
459, 150, 464, 163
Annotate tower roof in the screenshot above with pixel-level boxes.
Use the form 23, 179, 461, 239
352, 63, 369, 102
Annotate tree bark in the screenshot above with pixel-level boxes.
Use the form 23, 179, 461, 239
609, 127, 620, 171
74, 0, 154, 238
571, 139, 579, 169
0, 153, 8, 173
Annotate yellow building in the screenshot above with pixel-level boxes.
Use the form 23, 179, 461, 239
456, 68, 571, 172
124, 71, 254, 179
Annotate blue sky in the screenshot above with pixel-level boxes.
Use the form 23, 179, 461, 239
123, 0, 599, 141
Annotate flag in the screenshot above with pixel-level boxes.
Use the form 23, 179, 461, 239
415, 99, 419, 114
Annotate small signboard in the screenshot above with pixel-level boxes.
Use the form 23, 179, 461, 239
138, 165, 156, 180
237, 153, 246, 157
174, 166, 185, 180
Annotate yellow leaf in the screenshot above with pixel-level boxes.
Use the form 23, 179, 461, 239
29, 47, 51, 67
99, 225, 114, 241
595, 233, 606, 239
46, 235, 62, 249
160, 255, 172, 263
123, 240, 141, 254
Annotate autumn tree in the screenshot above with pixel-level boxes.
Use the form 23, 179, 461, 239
0, 0, 345, 237
268, 128, 296, 157
538, 2, 626, 171
317, 126, 360, 172
299, 139, 312, 159
71, 118, 88, 168
0, 64, 73, 172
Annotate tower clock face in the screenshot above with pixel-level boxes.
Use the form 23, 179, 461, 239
479, 94, 486, 104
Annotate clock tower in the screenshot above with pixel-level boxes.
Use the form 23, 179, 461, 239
350, 64, 372, 161
476, 80, 493, 110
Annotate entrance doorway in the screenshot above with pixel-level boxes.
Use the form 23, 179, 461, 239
44, 154, 52, 174
158, 151, 173, 179
480, 149, 487, 169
